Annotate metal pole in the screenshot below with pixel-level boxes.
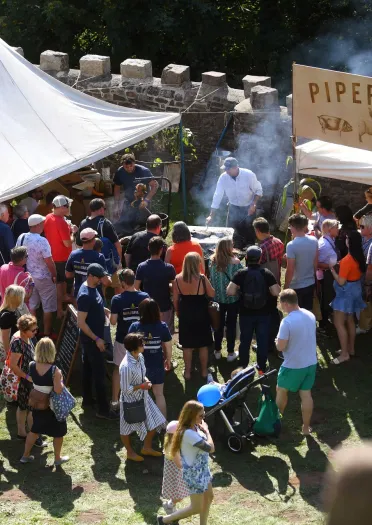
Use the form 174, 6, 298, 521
179, 120, 188, 221
292, 62, 298, 209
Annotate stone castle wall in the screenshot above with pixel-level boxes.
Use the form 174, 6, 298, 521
12, 47, 369, 213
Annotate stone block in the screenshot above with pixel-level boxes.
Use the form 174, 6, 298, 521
202, 71, 227, 87
286, 94, 293, 116
250, 86, 279, 111
40, 50, 69, 72
80, 55, 110, 78
161, 64, 190, 86
120, 59, 152, 79
12, 47, 24, 57
243, 75, 271, 98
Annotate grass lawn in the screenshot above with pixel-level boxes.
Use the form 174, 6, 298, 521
1, 194, 370, 524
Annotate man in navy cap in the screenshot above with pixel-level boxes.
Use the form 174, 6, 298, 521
227, 246, 280, 374
77, 263, 118, 420
206, 157, 263, 248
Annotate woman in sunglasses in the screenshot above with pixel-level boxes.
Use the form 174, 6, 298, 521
9, 314, 44, 445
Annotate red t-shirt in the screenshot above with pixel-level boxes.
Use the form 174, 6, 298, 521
43, 214, 71, 262
168, 239, 204, 274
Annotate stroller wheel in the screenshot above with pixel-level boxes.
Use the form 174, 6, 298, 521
226, 433, 244, 453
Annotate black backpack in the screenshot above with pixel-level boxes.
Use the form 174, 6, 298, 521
242, 269, 267, 310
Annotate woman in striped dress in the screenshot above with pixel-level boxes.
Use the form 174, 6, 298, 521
119, 333, 166, 462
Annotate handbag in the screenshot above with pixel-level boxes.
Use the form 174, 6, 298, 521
122, 365, 146, 424
0, 351, 22, 401
29, 387, 51, 410
201, 276, 220, 331
50, 367, 76, 422
253, 388, 281, 437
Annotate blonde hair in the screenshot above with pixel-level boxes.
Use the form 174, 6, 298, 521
182, 252, 201, 283
322, 219, 339, 234
0, 285, 25, 312
170, 400, 204, 458
210, 237, 234, 272
17, 314, 37, 332
35, 337, 56, 364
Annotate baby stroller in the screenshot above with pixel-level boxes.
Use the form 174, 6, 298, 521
205, 365, 278, 453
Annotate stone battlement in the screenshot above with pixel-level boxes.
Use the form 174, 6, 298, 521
14, 48, 292, 115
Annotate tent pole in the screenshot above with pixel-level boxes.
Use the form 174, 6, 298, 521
292, 62, 298, 210
179, 120, 188, 221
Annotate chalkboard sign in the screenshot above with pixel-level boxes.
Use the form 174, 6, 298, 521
55, 304, 80, 386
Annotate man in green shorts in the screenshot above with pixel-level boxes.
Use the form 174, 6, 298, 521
275, 289, 317, 435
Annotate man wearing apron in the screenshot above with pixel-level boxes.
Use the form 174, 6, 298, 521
206, 157, 263, 249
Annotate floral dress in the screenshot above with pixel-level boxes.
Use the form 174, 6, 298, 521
180, 427, 212, 494
10, 335, 35, 410
119, 352, 166, 439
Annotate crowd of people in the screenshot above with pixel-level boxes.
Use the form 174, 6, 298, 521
1, 173, 372, 524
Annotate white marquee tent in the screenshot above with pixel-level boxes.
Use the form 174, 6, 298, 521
0, 39, 180, 202
296, 139, 372, 185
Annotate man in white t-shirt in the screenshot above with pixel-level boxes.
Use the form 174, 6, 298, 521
275, 289, 317, 435
16, 214, 57, 336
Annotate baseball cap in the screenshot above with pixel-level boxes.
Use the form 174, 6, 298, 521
224, 157, 239, 169
246, 245, 262, 262
28, 214, 45, 227
166, 420, 178, 434
80, 228, 98, 241
87, 263, 108, 278
52, 195, 73, 208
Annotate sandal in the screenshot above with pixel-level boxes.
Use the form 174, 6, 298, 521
336, 349, 355, 357
332, 357, 350, 365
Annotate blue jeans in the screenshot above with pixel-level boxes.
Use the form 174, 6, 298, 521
214, 302, 239, 353
239, 314, 270, 371
82, 340, 109, 414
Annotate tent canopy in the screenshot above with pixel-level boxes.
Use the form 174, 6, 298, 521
296, 140, 372, 185
0, 39, 180, 202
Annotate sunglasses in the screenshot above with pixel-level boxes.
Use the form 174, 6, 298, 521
360, 225, 365, 229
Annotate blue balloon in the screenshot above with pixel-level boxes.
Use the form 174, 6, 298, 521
197, 384, 221, 407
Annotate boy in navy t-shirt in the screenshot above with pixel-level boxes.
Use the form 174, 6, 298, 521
110, 269, 149, 404
66, 228, 110, 298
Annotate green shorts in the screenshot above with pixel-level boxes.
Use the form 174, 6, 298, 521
277, 364, 317, 393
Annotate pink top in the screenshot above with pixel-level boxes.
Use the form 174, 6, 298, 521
0, 263, 33, 303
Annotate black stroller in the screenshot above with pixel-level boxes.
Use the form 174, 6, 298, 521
205, 365, 278, 453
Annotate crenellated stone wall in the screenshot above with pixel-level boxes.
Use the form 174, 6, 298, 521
13, 48, 368, 213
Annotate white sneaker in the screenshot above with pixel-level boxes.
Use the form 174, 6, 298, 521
162, 500, 175, 514
214, 351, 222, 360
226, 351, 239, 363
356, 326, 368, 335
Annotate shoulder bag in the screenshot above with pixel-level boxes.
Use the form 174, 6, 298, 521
201, 276, 220, 331
50, 366, 76, 422
0, 339, 24, 401
122, 363, 146, 424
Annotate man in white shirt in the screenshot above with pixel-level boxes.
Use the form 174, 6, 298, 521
19, 187, 44, 215
16, 214, 57, 336
206, 157, 263, 248
275, 289, 317, 435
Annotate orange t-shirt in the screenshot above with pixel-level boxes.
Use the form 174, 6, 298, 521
43, 214, 72, 262
338, 254, 362, 281
168, 239, 204, 274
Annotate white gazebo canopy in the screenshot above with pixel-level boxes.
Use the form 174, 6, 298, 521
0, 39, 180, 202
296, 140, 372, 185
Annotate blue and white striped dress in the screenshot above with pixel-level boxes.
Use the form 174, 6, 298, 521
119, 352, 166, 439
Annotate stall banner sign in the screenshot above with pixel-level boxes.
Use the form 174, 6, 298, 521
293, 64, 372, 151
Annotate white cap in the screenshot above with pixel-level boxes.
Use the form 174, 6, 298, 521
52, 195, 73, 208
28, 214, 45, 227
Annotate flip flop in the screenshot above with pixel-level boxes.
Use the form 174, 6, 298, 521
126, 454, 144, 462
336, 349, 355, 357
141, 448, 163, 457
332, 357, 350, 365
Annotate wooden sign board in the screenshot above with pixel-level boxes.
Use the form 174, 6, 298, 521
55, 304, 80, 386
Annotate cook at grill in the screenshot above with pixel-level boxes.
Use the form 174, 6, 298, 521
206, 157, 263, 249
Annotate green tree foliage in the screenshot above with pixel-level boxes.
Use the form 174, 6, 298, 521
0, 0, 371, 93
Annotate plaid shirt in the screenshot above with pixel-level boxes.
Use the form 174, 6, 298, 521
259, 235, 284, 267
